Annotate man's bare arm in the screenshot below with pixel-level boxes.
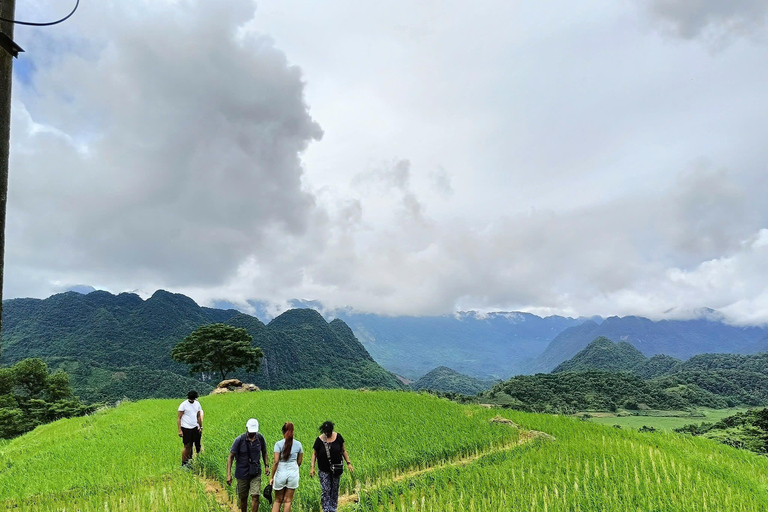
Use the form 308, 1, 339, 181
261, 436, 270, 474
226, 453, 235, 486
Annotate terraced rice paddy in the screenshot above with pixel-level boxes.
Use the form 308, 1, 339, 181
2, 390, 767, 511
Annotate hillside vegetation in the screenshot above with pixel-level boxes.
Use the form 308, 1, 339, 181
3, 390, 768, 511
411, 366, 496, 395
0, 359, 95, 438
529, 316, 768, 373
552, 336, 647, 373
1, 291, 402, 398
501, 338, 768, 412
480, 370, 727, 413
49, 358, 215, 403
677, 408, 768, 455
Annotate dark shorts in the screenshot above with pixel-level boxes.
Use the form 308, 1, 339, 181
181, 427, 201, 451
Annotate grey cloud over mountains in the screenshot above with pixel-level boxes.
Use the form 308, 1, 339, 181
188, 160, 768, 323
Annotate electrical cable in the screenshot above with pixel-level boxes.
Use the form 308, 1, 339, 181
0, 0, 79, 27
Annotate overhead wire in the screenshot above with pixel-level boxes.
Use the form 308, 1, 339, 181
0, 0, 80, 27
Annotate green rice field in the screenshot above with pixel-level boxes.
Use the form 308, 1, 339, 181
588, 407, 749, 431
1, 390, 767, 511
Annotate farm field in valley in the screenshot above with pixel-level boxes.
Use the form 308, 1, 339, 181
587, 407, 750, 431
2, 391, 767, 511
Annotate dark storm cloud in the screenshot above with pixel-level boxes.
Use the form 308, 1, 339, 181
8, 0, 323, 289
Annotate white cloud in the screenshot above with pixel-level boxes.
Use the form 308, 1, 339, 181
6, 0, 768, 326
8, 0, 322, 291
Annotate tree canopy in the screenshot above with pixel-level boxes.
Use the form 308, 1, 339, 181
0, 358, 94, 438
171, 323, 263, 381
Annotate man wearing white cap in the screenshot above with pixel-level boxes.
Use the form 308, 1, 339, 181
228, 418, 270, 512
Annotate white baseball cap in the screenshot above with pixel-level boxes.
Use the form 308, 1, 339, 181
246, 418, 259, 433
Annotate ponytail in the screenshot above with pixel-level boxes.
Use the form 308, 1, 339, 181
281, 422, 294, 461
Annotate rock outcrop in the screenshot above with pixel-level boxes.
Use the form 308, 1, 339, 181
210, 379, 260, 395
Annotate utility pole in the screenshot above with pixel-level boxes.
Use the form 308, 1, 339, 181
0, 0, 17, 353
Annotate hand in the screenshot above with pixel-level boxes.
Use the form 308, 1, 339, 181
348, 463, 354, 473
309, 468, 315, 478
178, 430, 183, 437
226, 476, 232, 486
269, 476, 274, 485
264, 467, 270, 476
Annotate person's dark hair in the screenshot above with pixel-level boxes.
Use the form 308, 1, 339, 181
187, 390, 199, 400
281, 422, 294, 461
319, 421, 334, 436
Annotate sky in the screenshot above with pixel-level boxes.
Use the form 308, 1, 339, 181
5, 0, 768, 323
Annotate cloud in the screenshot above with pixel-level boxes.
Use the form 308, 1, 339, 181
430, 167, 453, 196
7, 1, 768, 326
351, 159, 427, 224
8, 0, 323, 291
352, 159, 412, 191
644, 0, 768, 42
664, 164, 758, 263
186, 159, 768, 324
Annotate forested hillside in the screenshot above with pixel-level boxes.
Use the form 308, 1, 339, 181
549, 338, 768, 407
411, 366, 496, 395
482, 338, 768, 413
1, 291, 402, 400
245, 309, 403, 390
49, 358, 215, 403
1, 290, 238, 369
480, 370, 728, 413
529, 316, 768, 373
552, 336, 647, 373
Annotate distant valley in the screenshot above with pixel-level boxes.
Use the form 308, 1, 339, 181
235, 299, 768, 380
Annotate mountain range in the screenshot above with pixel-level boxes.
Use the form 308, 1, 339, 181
528, 315, 768, 373
0, 290, 402, 401
334, 310, 584, 379
229, 300, 768, 380
4, 289, 768, 399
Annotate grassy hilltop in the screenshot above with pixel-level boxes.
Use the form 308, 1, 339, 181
2, 390, 768, 511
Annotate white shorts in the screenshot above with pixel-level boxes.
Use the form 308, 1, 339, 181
273, 464, 300, 490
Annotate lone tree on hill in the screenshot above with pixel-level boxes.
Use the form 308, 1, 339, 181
171, 324, 263, 381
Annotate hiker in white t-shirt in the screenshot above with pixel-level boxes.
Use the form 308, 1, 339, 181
177, 390, 203, 467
